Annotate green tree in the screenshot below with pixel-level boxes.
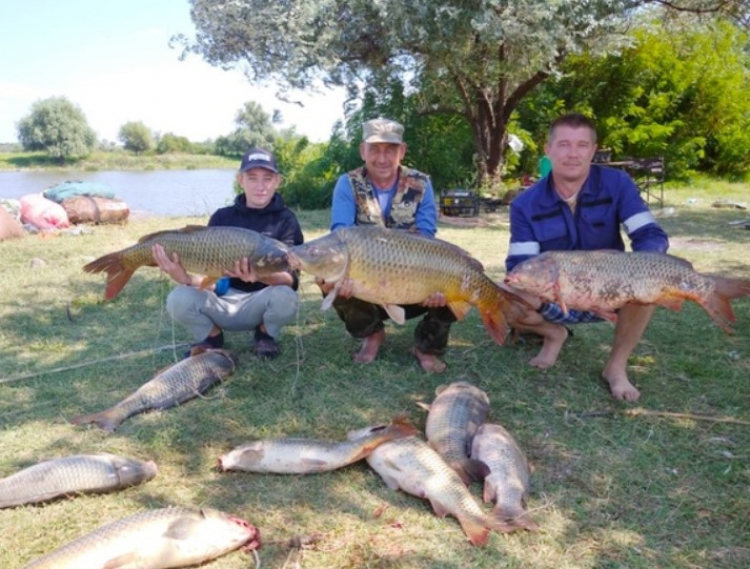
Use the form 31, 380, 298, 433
215, 101, 279, 157
521, 16, 750, 177
17, 97, 97, 162
156, 132, 193, 154
118, 121, 155, 154
177, 0, 743, 187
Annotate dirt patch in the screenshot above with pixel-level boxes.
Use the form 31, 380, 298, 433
668, 237, 725, 251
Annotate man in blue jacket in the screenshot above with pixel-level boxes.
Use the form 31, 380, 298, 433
504, 113, 669, 401
153, 147, 304, 359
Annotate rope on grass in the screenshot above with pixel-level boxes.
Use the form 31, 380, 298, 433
0, 343, 190, 385
572, 407, 750, 426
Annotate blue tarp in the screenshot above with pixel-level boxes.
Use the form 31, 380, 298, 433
43, 181, 115, 203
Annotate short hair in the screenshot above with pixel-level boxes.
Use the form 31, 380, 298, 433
548, 113, 597, 144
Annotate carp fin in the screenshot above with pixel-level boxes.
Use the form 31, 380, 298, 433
382, 304, 405, 325
301, 458, 330, 471
447, 300, 472, 321
320, 283, 340, 311
102, 552, 143, 569
199, 276, 218, 290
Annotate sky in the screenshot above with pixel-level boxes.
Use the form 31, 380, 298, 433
0, 0, 347, 145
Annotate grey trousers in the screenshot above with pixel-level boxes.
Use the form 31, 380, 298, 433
166, 285, 299, 342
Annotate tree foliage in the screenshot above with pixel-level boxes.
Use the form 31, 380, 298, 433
156, 132, 193, 154
17, 97, 97, 162
521, 16, 750, 177
180, 0, 744, 185
215, 101, 279, 157
118, 121, 155, 154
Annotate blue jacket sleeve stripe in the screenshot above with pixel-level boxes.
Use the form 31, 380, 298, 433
622, 211, 657, 234
508, 241, 541, 257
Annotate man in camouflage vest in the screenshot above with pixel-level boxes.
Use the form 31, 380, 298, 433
318, 118, 455, 372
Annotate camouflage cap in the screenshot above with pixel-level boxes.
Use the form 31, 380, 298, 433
362, 118, 404, 144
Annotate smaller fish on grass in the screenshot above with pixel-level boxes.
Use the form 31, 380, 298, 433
21, 506, 260, 569
420, 381, 491, 485
219, 416, 417, 474
471, 423, 538, 531
83, 225, 290, 300
347, 427, 518, 546
0, 453, 157, 509
505, 250, 750, 332
71, 349, 236, 432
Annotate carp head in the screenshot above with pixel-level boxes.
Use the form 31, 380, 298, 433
504, 253, 560, 301
287, 233, 349, 282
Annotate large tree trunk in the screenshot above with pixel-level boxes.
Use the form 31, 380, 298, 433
460, 69, 552, 190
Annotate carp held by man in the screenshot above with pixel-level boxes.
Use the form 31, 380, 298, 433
71, 349, 236, 432
83, 225, 290, 299
287, 225, 530, 345
21, 506, 260, 569
505, 250, 750, 332
0, 453, 157, 509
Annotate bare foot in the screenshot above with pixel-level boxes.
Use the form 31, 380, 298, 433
602, 369, 641, 401
353, 329, 386, 364
411, 347, 447, 373
528, 325, 569, 369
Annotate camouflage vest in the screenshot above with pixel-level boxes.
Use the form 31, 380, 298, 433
348, 165, 428, 230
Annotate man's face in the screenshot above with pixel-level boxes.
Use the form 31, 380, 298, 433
237, 167, 280, 208
360, 142, 407, 187
544, 125, 597, 183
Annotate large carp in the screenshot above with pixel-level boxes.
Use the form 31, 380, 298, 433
0, 453, 157, 509
420, 382, 490, 485
219, 416, 417, 474
471, 423, 538, 531
71, 349, 236, 432
22, 506, 260, 569
347, 428, 517, 546
287, 226, 529, 345
83, 225, 290, 299
505, 250, 750, 332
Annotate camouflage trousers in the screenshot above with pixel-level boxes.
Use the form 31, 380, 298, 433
331, 297, 456, 356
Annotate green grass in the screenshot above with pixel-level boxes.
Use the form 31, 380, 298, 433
0, 150, 237, 171
1, 182, 749, 568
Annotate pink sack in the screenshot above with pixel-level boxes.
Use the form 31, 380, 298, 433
20, 193, 70, 230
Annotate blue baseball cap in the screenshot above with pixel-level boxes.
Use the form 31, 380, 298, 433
239, 148, 279, 174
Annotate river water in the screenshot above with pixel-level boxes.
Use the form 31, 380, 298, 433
0, 169, 238, 217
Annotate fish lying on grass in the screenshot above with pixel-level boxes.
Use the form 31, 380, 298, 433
505, 250, 750, 332
21, 506, 260, 569
287, 225, 530, 345
0, 453, 157, 509
419, 381, 490, 485
71, 349, 236, 432
83, 225, 290, 299
347, 427, 517, 546
471, 423, 538, 531
219, 416, 417, 474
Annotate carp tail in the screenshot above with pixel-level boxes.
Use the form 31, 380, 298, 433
701, 276, 750, 333
70, 409, 121, 433
480, 284, 535, 346
83, 252, 136, 300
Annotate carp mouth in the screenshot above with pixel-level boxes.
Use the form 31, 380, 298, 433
232, 517, 261, 551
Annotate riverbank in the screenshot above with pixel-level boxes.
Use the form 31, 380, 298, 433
0, 150, 237, 172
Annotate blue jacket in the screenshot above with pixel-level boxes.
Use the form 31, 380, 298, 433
506, 165, 668, 273
209, 193, 304, 293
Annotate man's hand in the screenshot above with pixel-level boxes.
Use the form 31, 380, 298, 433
152, 244, 190, 285
421, 292, 447, 308
225, 257, 258, 283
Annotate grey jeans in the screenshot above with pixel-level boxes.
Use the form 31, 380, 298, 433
165, 285, 299, 342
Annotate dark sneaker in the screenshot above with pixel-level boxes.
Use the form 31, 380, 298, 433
183, 331, 224, 358
253, 328, 280, 360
